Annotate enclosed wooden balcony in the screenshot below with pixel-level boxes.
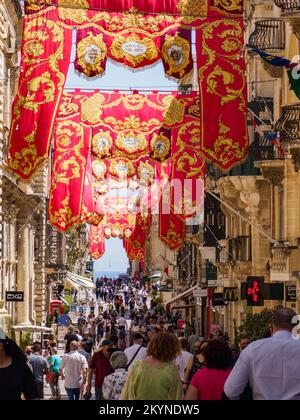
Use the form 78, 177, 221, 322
248, 19, 286, 50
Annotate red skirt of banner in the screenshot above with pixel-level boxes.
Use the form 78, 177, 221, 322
89, 225, 106, 260
49, 119, 90, 231
124, 213, 152, 261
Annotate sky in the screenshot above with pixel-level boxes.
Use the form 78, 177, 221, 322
65, 34, 177, 272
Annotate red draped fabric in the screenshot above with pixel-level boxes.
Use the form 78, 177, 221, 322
26, 0, 210, 24
124, 213, 152, 261
7, 7, 72, 179
49, 104, 90, 231
89, 225, 106, 260
196, 11, 248, 170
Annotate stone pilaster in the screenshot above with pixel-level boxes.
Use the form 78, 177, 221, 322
16, 220, 32, 326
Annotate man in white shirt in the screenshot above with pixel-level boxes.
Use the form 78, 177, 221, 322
60, 341, 88, 400
175, 338, 193, 381
224, 307, 300, 400
117, 317, 128, 330
125, 333, 147, 370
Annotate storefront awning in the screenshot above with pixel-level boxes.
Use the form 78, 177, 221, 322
66, 272, 95, 289
166, 285, 198, 305
64, 278, 80, 291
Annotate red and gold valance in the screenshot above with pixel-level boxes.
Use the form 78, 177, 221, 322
75, 27, 193, 81
26, 1, 244, 23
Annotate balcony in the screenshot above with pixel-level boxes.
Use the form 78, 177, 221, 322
248, 19, 286, 51
274, 0, 300, 13
274, 1, 300, 39
275, 104, 300, 143
228, 236, 252, 262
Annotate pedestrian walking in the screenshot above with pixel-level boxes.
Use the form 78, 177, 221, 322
175, 338, 193, 382
184, 340, 232, 400
28, 343, 49, 400
59, 341, 88, 401
224, 308, 300, 400
124, 332, 147, 371
120, 332, 183, 400
86, 339, 114, 400
0, 331, 38, 401
183, 340, 207, 390
102, 352, 128, 400
48, 347, 61, 400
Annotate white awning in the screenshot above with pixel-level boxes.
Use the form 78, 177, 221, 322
12, 325, 52, 333
166, 285, 198, 305
66, 272, 95, 289
64, 278, 80, 291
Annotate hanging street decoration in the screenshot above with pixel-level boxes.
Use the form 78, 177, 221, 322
7, 0, 247, 258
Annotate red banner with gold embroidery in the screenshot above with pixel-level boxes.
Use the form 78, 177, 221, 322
159, 201, 186, 250
124, 212, 152, 260
196, 17, 248, 171
7, 7, 72, 179
89, 225, 106, 260
49, 119, 90, 231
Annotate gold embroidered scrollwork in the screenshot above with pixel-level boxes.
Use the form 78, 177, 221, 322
8, 123, 44, 177
177, 0, 208, 24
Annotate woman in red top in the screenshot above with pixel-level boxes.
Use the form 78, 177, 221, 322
184, 340, 232, 400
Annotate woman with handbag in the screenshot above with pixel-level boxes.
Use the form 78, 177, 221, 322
48, 348, 61, 400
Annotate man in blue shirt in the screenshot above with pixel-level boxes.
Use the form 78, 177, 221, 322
224, 308, 300, 400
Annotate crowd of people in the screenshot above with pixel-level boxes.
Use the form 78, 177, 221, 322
0, 275, 300, 401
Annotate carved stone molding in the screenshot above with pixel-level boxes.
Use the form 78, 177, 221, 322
262, 61, 283, 78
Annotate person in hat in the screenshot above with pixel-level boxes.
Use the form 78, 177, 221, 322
86, 339, 114, 400
0, 329, 38, 400
124, 332, 147, 371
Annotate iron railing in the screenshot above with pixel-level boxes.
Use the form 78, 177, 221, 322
248, 19, 286, 50
228, 236, 252, 262
274, 0, 300, 13
275, 104, 300, 142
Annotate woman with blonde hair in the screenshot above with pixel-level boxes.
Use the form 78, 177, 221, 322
120, 332, 183, 400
